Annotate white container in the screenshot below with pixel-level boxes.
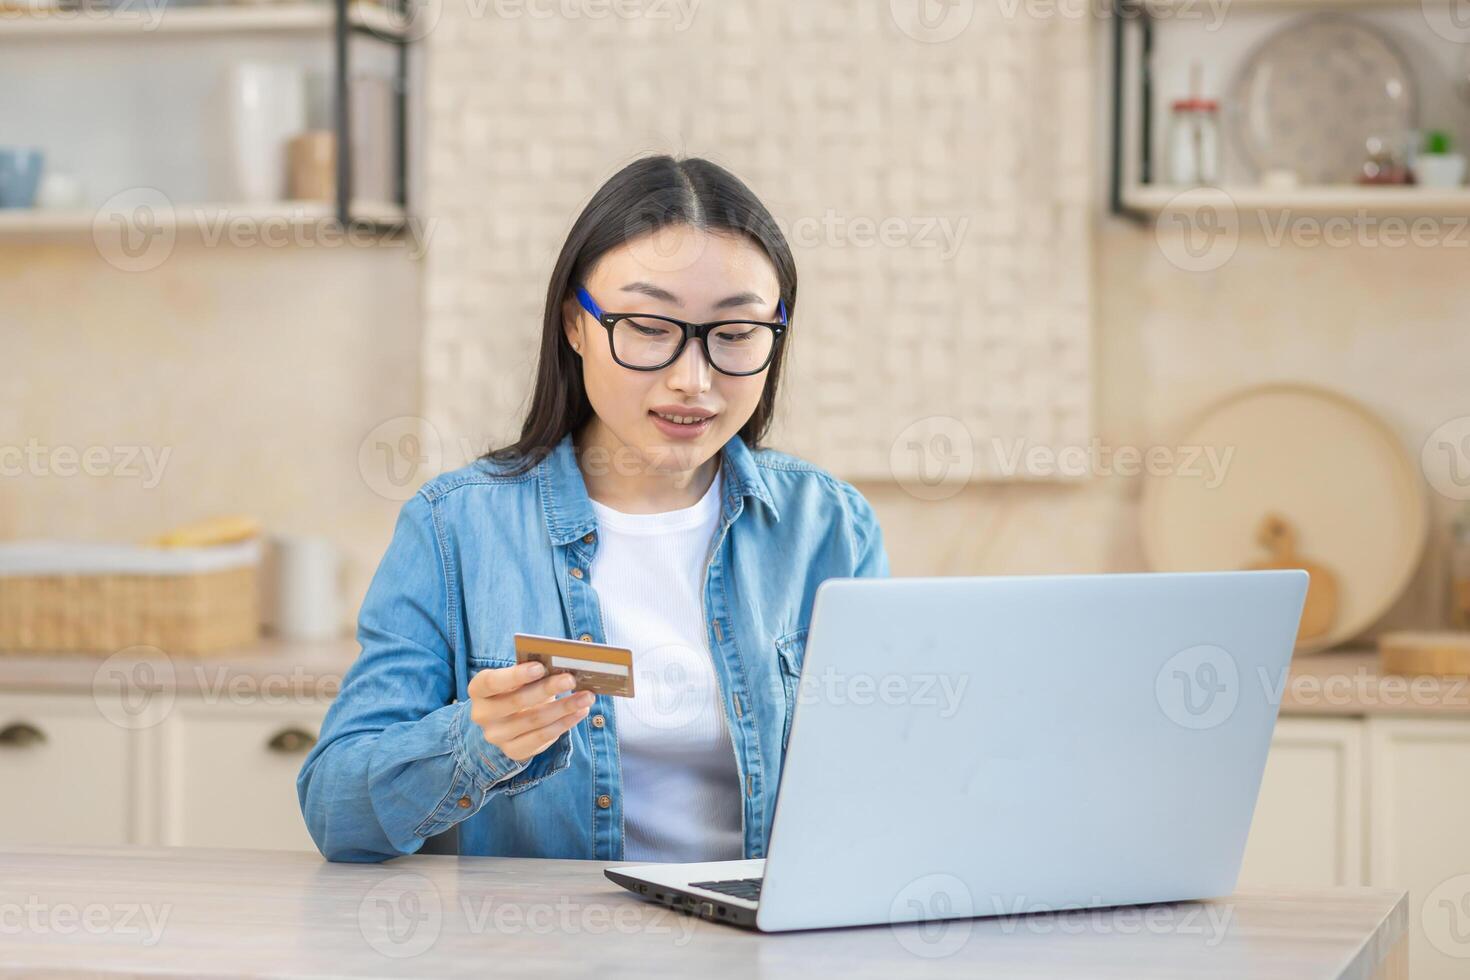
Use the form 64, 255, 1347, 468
220, 63, 306, 203
262, 535, 341, 641
1416, 153, 1467, 188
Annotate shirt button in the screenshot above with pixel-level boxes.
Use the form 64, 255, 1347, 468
596, 794, 612, 809
591, 714, 605, 728
583, 532, 596, 544
457, 796, 472, 809
579, 633, 593, 642
570, 567, 584, 579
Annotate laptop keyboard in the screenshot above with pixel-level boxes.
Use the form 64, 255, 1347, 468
689, 877, 763, 901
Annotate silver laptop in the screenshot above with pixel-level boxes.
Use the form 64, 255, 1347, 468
605, 569, 1308, 932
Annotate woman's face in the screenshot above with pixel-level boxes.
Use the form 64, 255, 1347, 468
563, 224, 782, 476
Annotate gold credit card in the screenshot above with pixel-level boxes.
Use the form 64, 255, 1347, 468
512, 632, 635, 698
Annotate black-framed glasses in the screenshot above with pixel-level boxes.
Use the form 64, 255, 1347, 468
575, 284, 788, 377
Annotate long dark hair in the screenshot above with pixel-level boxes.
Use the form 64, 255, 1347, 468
481, 155, 797, 476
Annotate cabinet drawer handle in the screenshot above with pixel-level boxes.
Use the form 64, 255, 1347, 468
0, 722, 46, 748
266, 728, 318, 754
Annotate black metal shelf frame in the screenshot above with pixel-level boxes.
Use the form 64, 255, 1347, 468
1109, 0, 1154, 223
333, 0, 411, 234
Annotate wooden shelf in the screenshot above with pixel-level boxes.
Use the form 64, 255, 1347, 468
1123, 184, 1470, 217
0, 2, 409, 39
0, 200, 406, 234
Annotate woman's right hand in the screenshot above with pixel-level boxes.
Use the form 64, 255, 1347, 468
467, 661, 594, 762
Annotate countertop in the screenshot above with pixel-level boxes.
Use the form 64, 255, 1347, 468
1, 640, 1467, 716
0, 845, 1408, 979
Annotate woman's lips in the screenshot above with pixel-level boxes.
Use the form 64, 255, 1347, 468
648, 409, 716, 439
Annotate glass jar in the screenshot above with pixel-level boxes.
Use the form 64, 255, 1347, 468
1166, 98, 1220, 186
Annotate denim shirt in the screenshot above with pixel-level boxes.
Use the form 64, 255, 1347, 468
297, 430, 889, 862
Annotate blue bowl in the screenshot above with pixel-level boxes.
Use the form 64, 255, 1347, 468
0, 147, 45, 209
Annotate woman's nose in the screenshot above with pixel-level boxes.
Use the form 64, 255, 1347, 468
667, 336, 712, 392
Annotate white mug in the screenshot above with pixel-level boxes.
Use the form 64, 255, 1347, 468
263, 535, 342, 640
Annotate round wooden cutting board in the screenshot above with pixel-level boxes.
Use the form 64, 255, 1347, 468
1141, 383, 1427, 654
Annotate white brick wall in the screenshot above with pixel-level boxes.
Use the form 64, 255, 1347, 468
421, 0, 1092, 483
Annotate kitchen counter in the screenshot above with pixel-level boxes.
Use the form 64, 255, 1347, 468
1, 641, 1466, 716
1277, 650, 1470, 716
0, 845, 1408, 978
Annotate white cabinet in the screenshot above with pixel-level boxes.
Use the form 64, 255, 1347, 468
0, 689, 327, 852
0, 693, 145, 846
1244, 714, 1470, 980
1239, 717, 1365, 889
157, 700, 327, 851
1368, 718, 1470, 980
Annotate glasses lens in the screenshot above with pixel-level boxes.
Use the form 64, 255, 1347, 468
612, 316, 684, 368
706, 322, 776, 374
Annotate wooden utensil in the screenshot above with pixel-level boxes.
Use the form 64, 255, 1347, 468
1245, 513, 1338, 645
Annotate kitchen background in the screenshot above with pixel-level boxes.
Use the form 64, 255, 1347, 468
3, 0, 1470, 976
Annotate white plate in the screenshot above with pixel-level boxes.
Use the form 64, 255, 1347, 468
1228, 14, 1417, 184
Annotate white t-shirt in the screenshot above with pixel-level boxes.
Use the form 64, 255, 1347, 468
587, 468, 744, 864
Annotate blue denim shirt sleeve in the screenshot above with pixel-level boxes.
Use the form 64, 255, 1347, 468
838, 480, 890, 579
295, 492, 568, 862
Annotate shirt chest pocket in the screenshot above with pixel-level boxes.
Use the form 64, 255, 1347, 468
774, 627, 808, 753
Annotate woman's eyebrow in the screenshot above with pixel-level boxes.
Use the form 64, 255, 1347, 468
619, 281, 766, 310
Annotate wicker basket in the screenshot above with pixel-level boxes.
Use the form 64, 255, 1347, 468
0, 540, 261, 656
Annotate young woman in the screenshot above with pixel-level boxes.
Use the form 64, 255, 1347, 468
298, 155, 889, 863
